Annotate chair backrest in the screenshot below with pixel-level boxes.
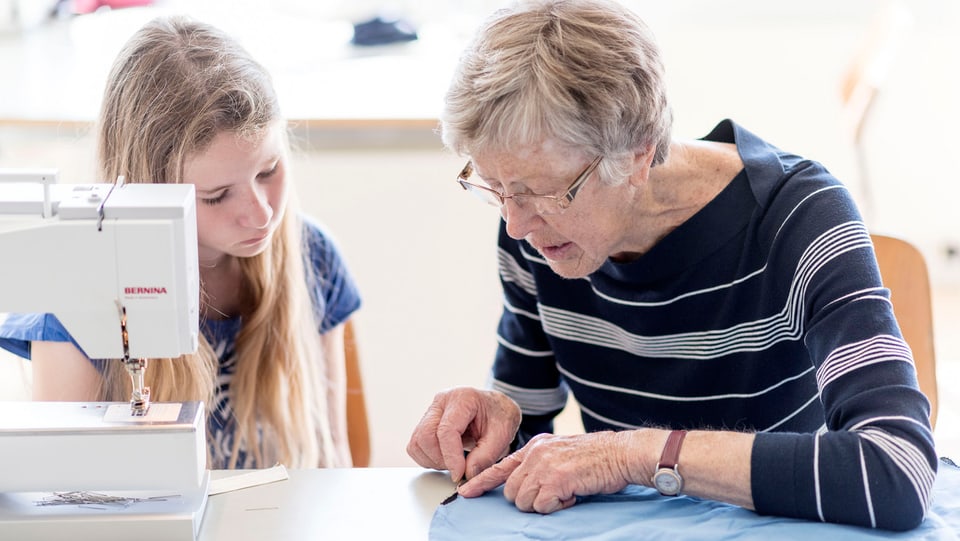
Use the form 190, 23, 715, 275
344, 319, 371, 467
871, 234, 938, 428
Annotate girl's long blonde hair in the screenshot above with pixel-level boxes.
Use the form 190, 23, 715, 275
94, 15, 335, 469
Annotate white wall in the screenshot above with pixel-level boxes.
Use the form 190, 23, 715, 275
291, 146, 507, 465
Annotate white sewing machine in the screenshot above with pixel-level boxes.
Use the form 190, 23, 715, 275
0, 170, 208, 540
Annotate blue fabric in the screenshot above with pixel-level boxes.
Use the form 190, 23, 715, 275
429, 458, 960, 540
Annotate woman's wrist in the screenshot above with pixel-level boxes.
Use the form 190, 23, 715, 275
616, 428, 671, 487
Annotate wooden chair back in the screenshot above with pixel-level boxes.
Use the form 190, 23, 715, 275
344, 319, 371, 467
871, 234, 938, 428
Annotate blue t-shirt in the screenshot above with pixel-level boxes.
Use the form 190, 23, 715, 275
0, 217, 361, 468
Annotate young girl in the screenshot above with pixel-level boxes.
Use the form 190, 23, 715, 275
0, 16, 361, 469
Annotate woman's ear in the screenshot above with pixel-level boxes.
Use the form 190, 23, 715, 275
626, 145, 657, 187
634, 144, 657, 169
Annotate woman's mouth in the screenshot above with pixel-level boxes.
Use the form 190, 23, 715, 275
539, 242, 573, 260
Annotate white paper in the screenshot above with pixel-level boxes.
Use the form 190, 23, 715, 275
207, 464, 289, 496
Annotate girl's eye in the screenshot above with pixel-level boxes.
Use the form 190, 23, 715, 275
257, 163, 279, 179
201, 191, 228, 206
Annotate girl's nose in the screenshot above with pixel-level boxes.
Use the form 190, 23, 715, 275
238, 186, 273, 229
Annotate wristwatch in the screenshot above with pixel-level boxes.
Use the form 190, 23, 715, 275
652, 430, 687, 496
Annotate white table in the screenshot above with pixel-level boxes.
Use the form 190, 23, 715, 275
199, 468, 455, 540
204, 464, 960, 541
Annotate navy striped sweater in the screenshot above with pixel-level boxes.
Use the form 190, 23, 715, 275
490, 120, 936, 530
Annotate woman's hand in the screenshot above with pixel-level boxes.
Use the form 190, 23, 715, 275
458, 431, 636, 514
406, 386, 521, 483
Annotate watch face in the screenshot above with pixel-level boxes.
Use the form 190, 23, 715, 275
654, 469, 682, 496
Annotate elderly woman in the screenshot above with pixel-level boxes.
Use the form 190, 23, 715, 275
407, 0, 936, 532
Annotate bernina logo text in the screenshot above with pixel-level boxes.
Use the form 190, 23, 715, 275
124, 287, 168, 295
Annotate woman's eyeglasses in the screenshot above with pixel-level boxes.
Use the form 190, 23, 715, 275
456, 155, 603, 216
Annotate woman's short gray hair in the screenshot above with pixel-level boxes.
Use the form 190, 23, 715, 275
441, 0, 672, 182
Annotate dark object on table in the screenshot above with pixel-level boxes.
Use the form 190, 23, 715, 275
352, 15, 418, 46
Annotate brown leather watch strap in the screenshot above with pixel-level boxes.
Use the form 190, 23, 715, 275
657, 430, 688, 470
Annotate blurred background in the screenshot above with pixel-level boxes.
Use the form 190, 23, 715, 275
0, 0, 957, 466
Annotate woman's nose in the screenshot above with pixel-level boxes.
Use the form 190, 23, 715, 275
502, 199, 541, 240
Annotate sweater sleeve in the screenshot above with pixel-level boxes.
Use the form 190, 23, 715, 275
749, 163, 936, 531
